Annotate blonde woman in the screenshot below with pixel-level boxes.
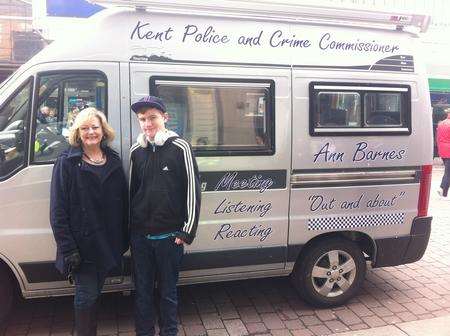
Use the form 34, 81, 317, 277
50, 108, 128, 336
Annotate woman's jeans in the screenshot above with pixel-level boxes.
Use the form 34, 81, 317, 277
441, 158, 450, 197
73, 262, 107, 309
131, 234, 184, 336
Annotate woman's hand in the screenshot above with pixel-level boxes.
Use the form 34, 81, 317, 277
174, 237, 185, 245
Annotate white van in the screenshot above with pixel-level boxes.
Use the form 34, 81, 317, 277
0, 0, 433, 320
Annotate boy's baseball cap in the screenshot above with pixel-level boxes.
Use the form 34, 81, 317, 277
131, 96, 166, 113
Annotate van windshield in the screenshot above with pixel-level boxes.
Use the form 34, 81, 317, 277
0, 74, 14, 93
0, 63, 28, 97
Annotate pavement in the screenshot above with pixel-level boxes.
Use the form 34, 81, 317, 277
332, 315, 450, 335
1, 165, 450, 336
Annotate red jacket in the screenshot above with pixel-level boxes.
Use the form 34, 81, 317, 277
437, 116, 450, 158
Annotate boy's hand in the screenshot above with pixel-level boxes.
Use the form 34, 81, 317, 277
174, 237, 185, 245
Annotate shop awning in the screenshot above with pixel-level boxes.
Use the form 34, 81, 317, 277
429, 78, 450, 92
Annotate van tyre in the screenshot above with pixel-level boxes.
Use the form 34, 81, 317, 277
0, 266, 15, 323
292, 238, 366, 307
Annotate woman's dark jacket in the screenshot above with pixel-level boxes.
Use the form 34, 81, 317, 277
50, 146, 129, 275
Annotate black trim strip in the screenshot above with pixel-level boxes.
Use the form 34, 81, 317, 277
181, 247, 285, 271
292, 166, 420, 174
20, 246, 287, 283
131, 58, 412, 72
132, 56, 289, 68
287, 244, 303, 263
19, 262, 66, 283
291, 166, 420, 188
291, 179, 417, 189
200, 170, 286, 192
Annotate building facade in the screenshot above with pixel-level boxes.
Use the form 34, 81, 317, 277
0, 0, 44, 82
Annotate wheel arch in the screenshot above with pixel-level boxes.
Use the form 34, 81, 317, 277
0, 252, 26, 297
293, 231, 376, 270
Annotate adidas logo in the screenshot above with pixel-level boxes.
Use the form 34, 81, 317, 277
162, 166, 169, 171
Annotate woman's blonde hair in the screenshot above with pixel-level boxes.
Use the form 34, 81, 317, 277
68, 107, 115, 147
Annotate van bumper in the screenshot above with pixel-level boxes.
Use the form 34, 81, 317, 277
373, 216, 432, 268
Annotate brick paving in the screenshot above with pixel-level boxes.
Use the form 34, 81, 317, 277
1, 167, 450, 336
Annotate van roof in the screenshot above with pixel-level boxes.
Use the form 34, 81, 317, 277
91, 0, 430, 33
30, 6, 423, 73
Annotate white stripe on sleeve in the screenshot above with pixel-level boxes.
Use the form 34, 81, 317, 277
173, 139, 195, 233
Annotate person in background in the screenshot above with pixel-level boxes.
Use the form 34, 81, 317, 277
129, 96, 201, 336
50, 108, 129, 336
437, 107, 450, 198
37, 106, 51, 124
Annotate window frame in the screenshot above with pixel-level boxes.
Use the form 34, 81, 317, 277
309, 81, 411, 136
150, 76, 275, 156
0, 77, 33, 182
31, 70, 108, 165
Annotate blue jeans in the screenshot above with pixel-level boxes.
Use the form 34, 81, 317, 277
73, 262, 107, 309
131, 233, 184, 336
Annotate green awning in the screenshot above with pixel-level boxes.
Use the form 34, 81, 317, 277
429, 78, 450, 92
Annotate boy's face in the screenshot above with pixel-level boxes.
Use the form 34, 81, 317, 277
137, 107, 167, 140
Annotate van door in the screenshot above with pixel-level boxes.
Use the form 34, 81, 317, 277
129, 63, 291, 278
0, 62, 122, 294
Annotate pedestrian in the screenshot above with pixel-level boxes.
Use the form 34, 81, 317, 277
129, 96, 201, 336
50, 108, 129, 336
437, 107, 450, 198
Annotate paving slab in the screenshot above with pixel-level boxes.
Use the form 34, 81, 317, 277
330, 325, 407, 336
331, 315, 450, 336
397, 316, 450, 336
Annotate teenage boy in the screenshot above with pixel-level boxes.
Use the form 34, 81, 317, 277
129, 96, 201, 336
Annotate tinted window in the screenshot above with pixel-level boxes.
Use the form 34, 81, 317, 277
364, 93, 402, 126
33, 73, 107, 163
310, 83, 411, 135
152, 78, 274, 155
0, 79, 32, 178
317, 92, 360, 127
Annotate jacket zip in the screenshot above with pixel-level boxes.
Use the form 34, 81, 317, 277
151, 143, 158, 189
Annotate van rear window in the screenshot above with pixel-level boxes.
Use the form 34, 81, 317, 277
150, 77, 275, 156
310, 82, 411, 136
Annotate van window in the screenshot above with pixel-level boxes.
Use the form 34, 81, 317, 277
364, 92, 402, 126
150, 77, 274, 155
0, 78, 32, 179
310, 82, 411, 136
32, 72, 107, 163
317, 92, 360, 127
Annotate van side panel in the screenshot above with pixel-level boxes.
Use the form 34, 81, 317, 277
129, 63, 292, 277
289, 69, 432, 265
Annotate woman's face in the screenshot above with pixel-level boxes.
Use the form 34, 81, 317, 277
79, 116, 104, 147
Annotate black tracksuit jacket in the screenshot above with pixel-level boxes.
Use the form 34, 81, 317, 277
129, 135, 201, 244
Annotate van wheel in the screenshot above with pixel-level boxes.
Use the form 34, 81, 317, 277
0, 267, 15, 323
292, 238, 366, 307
